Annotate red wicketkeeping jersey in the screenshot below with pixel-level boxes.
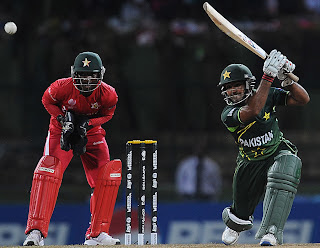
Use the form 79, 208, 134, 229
42, 77, 118, 135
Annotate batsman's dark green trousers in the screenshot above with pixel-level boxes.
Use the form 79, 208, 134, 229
231, 141, 297, 220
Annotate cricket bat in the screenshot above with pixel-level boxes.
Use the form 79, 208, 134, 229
203, 2, 299, 82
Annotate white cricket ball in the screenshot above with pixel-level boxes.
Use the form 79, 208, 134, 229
4, 22, 17, 35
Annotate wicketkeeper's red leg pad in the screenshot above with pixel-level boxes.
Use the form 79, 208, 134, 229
89, 159, 122, 237
25, 155, 63, 238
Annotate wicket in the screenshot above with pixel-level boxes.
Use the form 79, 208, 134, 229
125, 140, 158, 245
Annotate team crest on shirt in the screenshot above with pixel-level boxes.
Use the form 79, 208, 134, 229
91, 102, 100, 109
68, 99, 76, 106
67, 99, 76, 109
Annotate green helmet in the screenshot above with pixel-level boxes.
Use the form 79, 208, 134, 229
71, 52, 106, 93
218, 64, 256, 105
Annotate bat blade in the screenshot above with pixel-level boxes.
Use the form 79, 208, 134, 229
203, 2, 299, 82
203, 2, 267, 59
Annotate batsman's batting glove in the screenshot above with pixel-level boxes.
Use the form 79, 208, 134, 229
277, 59, 295, 80
280, 78, 294, 87
263, 49, 287, 78
277, 59, 295, 87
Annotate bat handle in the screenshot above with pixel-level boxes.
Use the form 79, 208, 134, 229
287, 72, 299, 82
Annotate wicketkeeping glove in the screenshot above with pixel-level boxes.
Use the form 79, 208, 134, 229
71, 116, 92, 156
77, 119, 92, 138
71, 135, 88, 156
263, 49, 287, 78
59, 111, 75, 151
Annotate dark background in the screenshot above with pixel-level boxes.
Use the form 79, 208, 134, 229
0, 0, 319, 203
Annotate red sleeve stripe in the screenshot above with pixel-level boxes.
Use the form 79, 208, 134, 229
262, 73, 274, 83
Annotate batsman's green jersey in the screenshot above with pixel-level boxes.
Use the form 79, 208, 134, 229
221, 87, 298, 219
221, 87, 294, 161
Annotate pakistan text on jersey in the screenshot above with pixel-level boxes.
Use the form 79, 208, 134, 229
239, 131, 274, 147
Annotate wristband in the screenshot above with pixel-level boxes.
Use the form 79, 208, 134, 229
262, 73, 274, 83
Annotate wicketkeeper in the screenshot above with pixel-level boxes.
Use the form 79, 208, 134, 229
218, 50, 310, 246
23, 52, 122, 246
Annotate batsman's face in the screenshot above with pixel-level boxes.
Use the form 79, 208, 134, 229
224, 81, 245, 103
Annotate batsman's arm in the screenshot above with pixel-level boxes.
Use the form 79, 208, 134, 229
286, 83, 310, 106
240, 80, 272, 123
239, 50, 286, 123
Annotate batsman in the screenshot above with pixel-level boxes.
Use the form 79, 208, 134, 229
218, 50, 309, 246
23, 52, 122, 246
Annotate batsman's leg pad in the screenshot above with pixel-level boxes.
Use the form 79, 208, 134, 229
255, 151, 302, 244
25, 156, 63, 238
90, 159, 122, 237
222, 207, 253, 232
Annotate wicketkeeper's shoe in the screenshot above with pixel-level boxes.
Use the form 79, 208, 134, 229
222, 227, 240, 245
260, 233, 277, 246
23, 230, 44, 246
84, 232, 120, 245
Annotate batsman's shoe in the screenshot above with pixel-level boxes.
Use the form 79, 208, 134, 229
84, 232, 120, 245
222, 227, 239, 245
260, 233, 277, 246
23, 230, 44, 246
